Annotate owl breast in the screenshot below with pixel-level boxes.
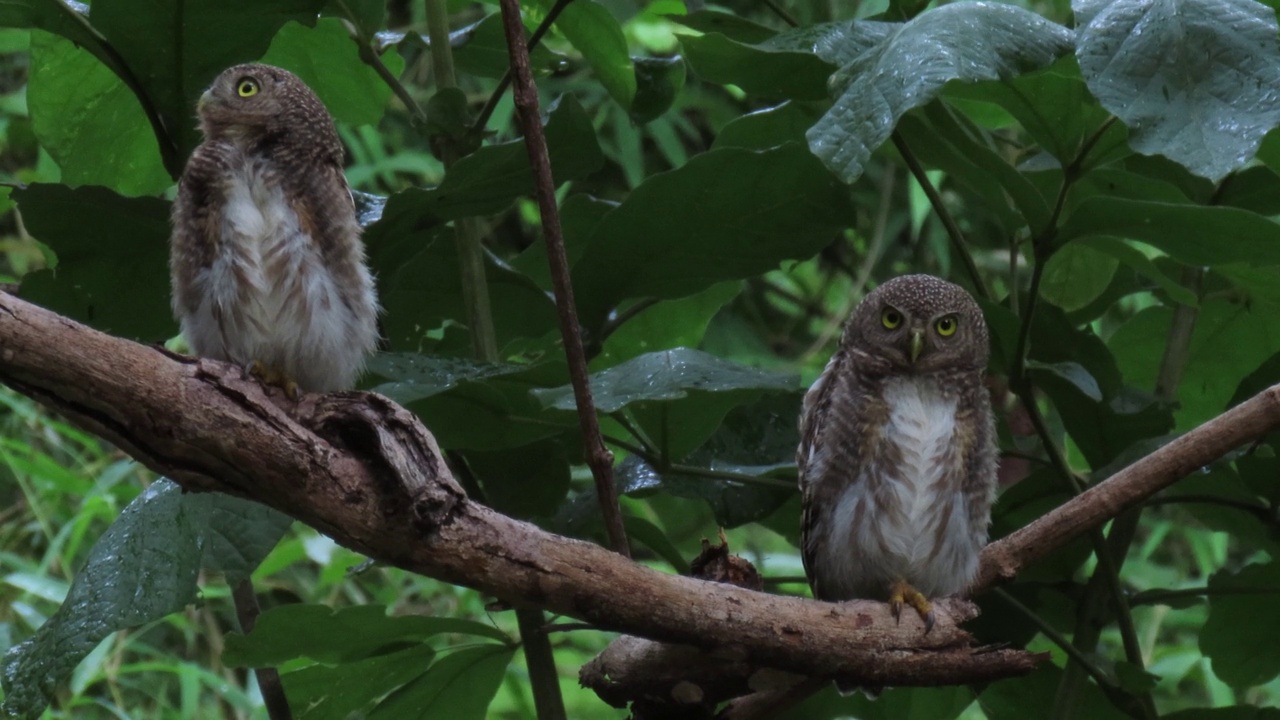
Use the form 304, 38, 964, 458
814, 376, 982, 600
178, 150, 376, 392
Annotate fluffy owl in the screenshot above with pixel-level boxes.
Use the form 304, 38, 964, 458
170, 63, 378, 395
798, 274, 997, 630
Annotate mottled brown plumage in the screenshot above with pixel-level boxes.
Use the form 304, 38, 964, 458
170, 64, 378, 393
798, 274, 997, 630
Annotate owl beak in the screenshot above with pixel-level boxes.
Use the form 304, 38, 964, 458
909, 329, 924, 364
197, 89, 213, 113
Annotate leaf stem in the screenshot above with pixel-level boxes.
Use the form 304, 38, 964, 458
891, 132, 990, 300
1130, 585, 1280, 607
496, 0, 631, 559
759, 0, 801, 27
232, 580, 293, 720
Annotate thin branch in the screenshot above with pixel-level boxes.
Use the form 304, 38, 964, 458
597, 297, 661, 344
1130, 586, 1280, 607
993, 588, 1118, 692
1144, 494, 1273, 520
343, 12, 426, 122
891, 132, 990, 300
497, 0, 630, 559
470, 0, 577, 136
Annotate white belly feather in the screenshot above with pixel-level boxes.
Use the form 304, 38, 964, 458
816, 377, 980, 599
179, 159, 376, 392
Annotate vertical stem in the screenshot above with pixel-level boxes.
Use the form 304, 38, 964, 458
496, 0, 631, 559
425, 0, 499, 361
232, 580, 293, 720
425, 2, 563, 717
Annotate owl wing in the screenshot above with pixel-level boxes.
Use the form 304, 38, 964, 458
170, 142, 233, 320
797, 346, 871, 600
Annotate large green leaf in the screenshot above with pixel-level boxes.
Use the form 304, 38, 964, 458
365, 354, 575, 451
261, 18, 402, 127
1074, 0, 1280, 181
15, 184, 173, 342
1109, 300, 1280, 429
90, 0, 328, 164
1200, 562, 1280, 687
0, 481, 287, 719
282, 645, 436, 720
1040, 242, 1119, 312
223, 604, 510, 666
679, 31, 832, 101
1057, 197, 1280, 266
570, 143, 855, 331
533, 348, 795, 413
26, 30, 172, 196
450, 14, 568, 79
541, 0, 635, 108
594, 281, 743, 368
619, 393, 801, 528
367, 645, 514, 720
806, 4, 1073, 183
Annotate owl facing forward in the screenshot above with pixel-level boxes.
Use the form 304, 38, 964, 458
798, 274, 997, 629
170, 64, 378, 394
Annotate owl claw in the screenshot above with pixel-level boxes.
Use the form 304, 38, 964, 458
888, 580, 935, 634
245, 360, 300, 400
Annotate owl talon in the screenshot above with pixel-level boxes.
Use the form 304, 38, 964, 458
888, 580, 934, 633
246, 360, 300, 400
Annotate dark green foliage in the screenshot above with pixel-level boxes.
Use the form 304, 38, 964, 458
4, 0, 1280, 716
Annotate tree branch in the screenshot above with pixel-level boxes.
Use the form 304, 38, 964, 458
0, 292, 1036, 684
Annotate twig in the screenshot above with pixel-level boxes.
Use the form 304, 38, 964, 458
497, 0, 630, 559
1130, 585, 1280, 607
470, 0, 577, 136
891, 132, 990, 300
993, 588, 1118, 692
341, 5, 426, 122
759, 0, 800, 27
232, 580, 293, 720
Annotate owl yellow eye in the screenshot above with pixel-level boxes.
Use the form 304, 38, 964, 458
935, 315, 958, 337
236, 78, 260, 97
881, 308, 902, 330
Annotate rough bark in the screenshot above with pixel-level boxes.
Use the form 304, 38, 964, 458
0, 291, 1040, 685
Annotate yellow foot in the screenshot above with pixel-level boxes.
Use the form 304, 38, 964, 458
244, 360, 299, 400
888, 579, 935, 634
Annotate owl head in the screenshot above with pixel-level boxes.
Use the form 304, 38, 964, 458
195, 63, 332, 148
844, 274, 989, 374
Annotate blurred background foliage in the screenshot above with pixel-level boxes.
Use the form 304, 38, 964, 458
3, 0, 1280, 717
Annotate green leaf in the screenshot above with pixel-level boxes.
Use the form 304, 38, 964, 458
595, 282, 743, 368
1200, 562, 1280, 687
365, 94, 603, 227
368, 645, 514, 720
451, 14, 568, 79
194, 495, 293, 586
90, 0, 328, 164
15, 184, 173, 342
1026, 360, 1103, 401
2, 482, 200, 717
944, 55, 1111, 166
679, 32, 832, 101
1057, 197, 1280, 266
631, 55, 687, 123
671, 10, 778, 44
620, 393, 801, 528
1165, 709, 1280, 720
1110, 301, 1280, 429
807, 4, 1073, 182
1074, 0, 1280, 180
281, 645, 435, 720
980, 664, 1128, 720
261, 18, 403, 127
365, 355, 575, 451
1040, 242, 1118, 311
463, 440, 571, 519
224, 604, 510, 666
26, 31, 172, 196
713, 101, 820, 150
543, 0, 635, 108
371, 226, 559, 352
571, 143, 855, 330
1077, 236, 1198, 307
533, 348, 796, 413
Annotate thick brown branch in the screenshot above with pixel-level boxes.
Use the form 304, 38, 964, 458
0, 292, 1026, 684
973, 384, 1280, 590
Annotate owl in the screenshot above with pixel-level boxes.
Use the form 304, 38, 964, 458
798, 274, 997, 631
170, 63, 378, 395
